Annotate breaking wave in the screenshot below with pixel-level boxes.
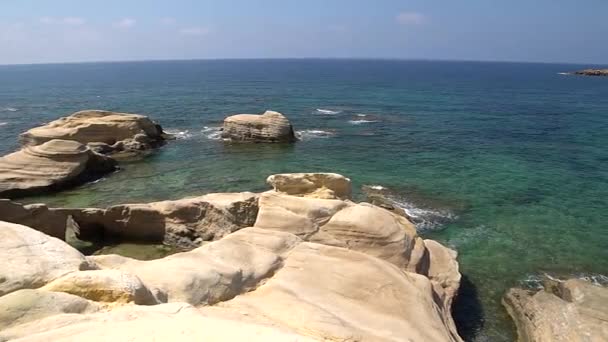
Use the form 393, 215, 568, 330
348, 119, 378, 125
165, 129, 194, 140
296, 129, 335, 140
0, 122, 7, 126
201, 126, 222, 140
520, 273, 608, 290
1, 107, 18, 112
315, 108, 341, 115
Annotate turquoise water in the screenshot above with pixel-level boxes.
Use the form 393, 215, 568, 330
1, 60, 608, 340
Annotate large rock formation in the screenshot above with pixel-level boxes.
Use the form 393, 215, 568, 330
20, 110, 167, 154
0, 221, 462, 341
221, 110, 297, 143
503, 278, 608, 342
0, 139, 116, 198
0, 199, 68, 239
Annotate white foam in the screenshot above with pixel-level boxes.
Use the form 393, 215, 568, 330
165, 129, 194, 140
367, 185, 385, 190
520, 273, 608, 290
296, 129, 335, 140
315, 108, 341, 115
202, 126, 222, 140
348, 119, 378, 125
356, 114, 368, 117
2, 107, 17, 112
0, 122, 7, 126
557, 72, 571, 75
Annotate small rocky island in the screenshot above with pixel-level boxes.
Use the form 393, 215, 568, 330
221, 110, 297, 143
571, 69, 608, 77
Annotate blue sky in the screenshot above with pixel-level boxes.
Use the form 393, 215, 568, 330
1, 0, 606, 65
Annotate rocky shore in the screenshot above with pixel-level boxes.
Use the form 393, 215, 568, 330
0, 172, 463, 341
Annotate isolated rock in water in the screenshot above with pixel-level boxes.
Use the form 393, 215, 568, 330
0, 303, 318, 342
267, 172, 352, 199
0, 289, 98, 331
60, 192, 259, 247
19, 110, 167, 154
573, 68, 608, 77
221, 110, 297, 143
0, 200, 68, 239
0, 221, 95, 297
503, 278, 608, 342
42, 270, 160, 305
0, 139, 116, 198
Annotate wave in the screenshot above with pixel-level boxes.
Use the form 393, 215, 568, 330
2, 107, 18, 112
201, 126, 223, 140
363, 184, 456, 231
296, 129, 335, 140
165, 129, 194, 140
557, 72, 571, 75
520, 273, 608, 290
356, 114, 368, 117
0, 122, 7, 126
315, 108, 341, 115
348, 119, 378, 125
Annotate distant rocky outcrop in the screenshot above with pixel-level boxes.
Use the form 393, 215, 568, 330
572, 69, 608, 77
221, 110, 297, 143
20, 110, 168, 155
503, 277, 608, 342
0, 139, 116, 198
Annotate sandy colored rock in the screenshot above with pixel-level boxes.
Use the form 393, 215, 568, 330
0, 221, 95, 296
221, 110, 296, 143
423, 239, 461, 318
0, 303, 317, 342
573, 69, 608, 77
89, 228, 294, 305
60, 192, 259, 247
0, 200, 68, 239
503, 278, 608, 342
0, 289, 98, 330
267, 172, 352, 199
20, 110, 165, 151
42, 270, 160, 305
0, 139, 116, 198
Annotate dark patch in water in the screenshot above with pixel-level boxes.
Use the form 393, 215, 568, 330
452, 275, 485, 342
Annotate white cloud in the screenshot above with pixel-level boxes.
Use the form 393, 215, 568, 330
63, 17, 86, 26
396, 12, 427, 25
161, 17, 176, 25
179, 27, 209, 36
40, 17, 86, 26
113, 18, 136, 29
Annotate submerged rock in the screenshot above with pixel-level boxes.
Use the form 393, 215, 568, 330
221, 110, 297, 143
503, 278, 608, 342
20, 110, 168, 154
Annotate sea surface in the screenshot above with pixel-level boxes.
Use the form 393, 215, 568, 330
1, 59, 607, 341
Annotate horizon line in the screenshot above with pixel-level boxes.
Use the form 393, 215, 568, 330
0, 56, 604, 68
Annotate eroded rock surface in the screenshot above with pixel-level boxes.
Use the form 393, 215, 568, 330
0, 221, 95, 297
267, 172, 352, 199
503, 278, 608, 342
0, 139, 116, 198
221, 110, 297, 143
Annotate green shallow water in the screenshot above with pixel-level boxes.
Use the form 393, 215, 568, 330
2, 60, 608, 341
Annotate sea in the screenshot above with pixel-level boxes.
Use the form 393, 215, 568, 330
1, 59, 607, 341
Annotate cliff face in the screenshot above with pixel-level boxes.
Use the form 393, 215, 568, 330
0, 173, 463, 342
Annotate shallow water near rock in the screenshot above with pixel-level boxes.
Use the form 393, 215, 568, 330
2, 59, 608, 341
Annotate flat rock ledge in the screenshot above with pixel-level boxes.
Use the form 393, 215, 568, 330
221, 110, 297, 143
0, 139, 116, 198
0, 172, 464, 341
503, 278, 608, 342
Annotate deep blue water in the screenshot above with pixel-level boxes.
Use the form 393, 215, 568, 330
1, 59, 608, 341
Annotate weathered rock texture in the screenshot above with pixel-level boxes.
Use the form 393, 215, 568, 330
503, 278, 608, 342
221, 110, 297, 143
0, 199, 68, 239
267, 172, 352, 199
573, 69, 608, 77
0, 221, 95, 297
0, 139, 116, 198
20, 110, 167, 154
